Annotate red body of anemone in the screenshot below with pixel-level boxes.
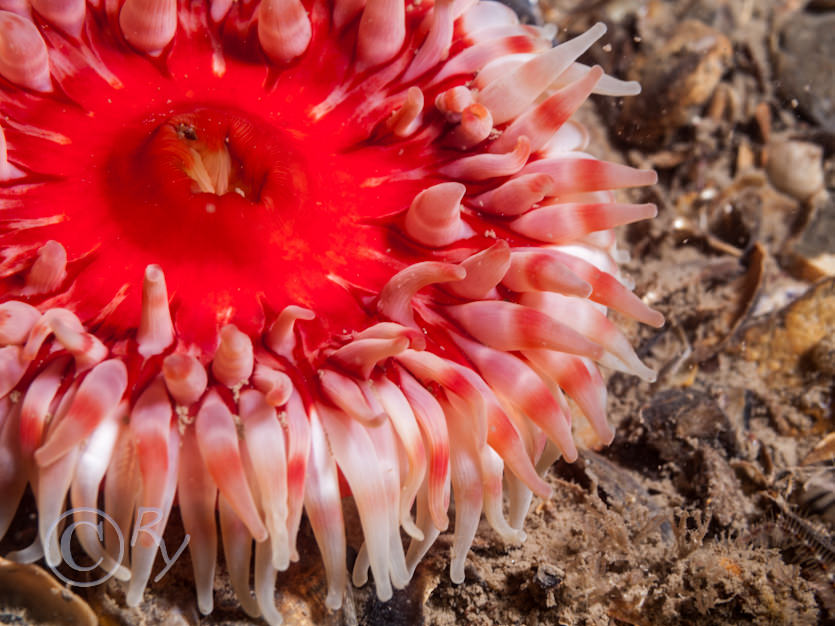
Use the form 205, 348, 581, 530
0, 0, 663, 622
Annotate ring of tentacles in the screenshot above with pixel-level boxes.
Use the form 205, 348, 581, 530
0, 0, 663, 622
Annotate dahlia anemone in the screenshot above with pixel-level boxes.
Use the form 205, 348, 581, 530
0, 0, 663, 622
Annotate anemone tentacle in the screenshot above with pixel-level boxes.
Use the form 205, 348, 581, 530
0, 0, 662, 623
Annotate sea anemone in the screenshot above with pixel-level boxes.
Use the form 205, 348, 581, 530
0, 0, 663, 622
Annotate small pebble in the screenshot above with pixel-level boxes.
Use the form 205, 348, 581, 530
766, 139, 824, 201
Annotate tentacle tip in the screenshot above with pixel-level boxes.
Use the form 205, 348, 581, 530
620, 80, 642, 96
144, 263, 164, 281
125, 590, 143, 608
403, 522, 425, 542
646, 309, 665, 328
590, 22, 608, 37
450, 566, 465, 585
325, 591, 344, 611
642, 370, 658, 383
534, 484, 553, 500
114, 566, 132, 581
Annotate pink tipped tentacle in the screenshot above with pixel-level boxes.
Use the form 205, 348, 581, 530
440, 135, 530, 180
319, 368, 385, 424
472, 173, 555, 216
404, 182, 470, 248
212, 324, 255, 389
445, 239, 511, 300
21, 308, 82, 362
118, 0, 177, 54
218, 494, 261, 618
178, 425, 218, 616
397, 366, 450, 531
503, 250, 593, 297
404, 480, 442, 576
525, 350, 612, 445
521, 156, 658, 193
490, 65, 604, 154
35, 383, 78, 566
240, 389, 291, 571
253, 538, 283, 626
377, 261, 465, 327
427, 34, 550, 87
546, 249, 665, 327
23, 240, 67, 295
403, 0, 453, 82
521, 291, 657, 382
303, 406, 347, 610
445, 103, 493, 150
435, 86, 475, 120
317, 403, 395, 601
162, 352, 208, 406
34, 358, 127, 467
283, 389, 310, 562
356, 0, 405, 68
330, 336, 410, 379
458, 0, 518, 34
0, 301, 40, 344
477, 22, 607, 124
386, 86, 423, 138
451, 332, 578, 461
372, 376, 427, 539
0, 11, 52, 91
252, 363, 294, 407
103, 425, 139, 568
445, 300, 604, 360
267, 305, 315, 357
480, 445, 526, 544
257, 0, 312, 65
354, 321, 426, 351
505, 470, 533, 531
453, 363, 551, 498
31, 0, 85, 37
552, 62, 641, 96
18, 358, 66, 474
397, 349, 488, 444
195, 391, 268, 542
69, 407, 130, 581
50, 316, 108, 372
126, 385, 180, 607
509, 201, 657, 244
442, 397, 483, 584
351, 416, 410, 592
137, 264, 174, 358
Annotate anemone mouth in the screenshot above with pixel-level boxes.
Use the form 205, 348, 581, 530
0, 0, 663, 622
